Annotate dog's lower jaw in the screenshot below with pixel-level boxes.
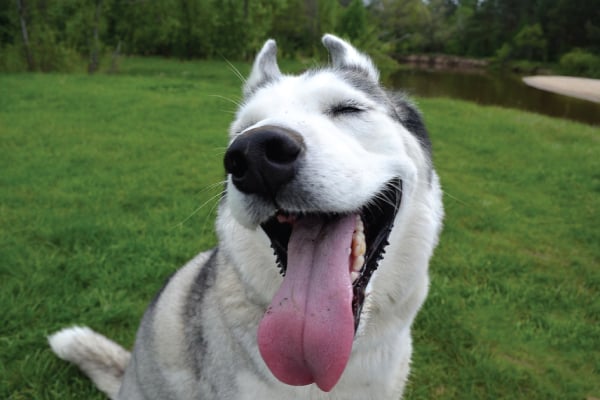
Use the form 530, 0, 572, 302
259, 179, 403, 333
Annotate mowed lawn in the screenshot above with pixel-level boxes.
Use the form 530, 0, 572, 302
1, 58, 598, 400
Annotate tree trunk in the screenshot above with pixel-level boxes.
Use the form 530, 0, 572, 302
88, 0, 103, 74
109, 40, 121, 74
15, 0, 34, 71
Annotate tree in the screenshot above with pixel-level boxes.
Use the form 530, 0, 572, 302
512, 23, 547, 61
423, 0, 458, 53
370, 0, 430, 54
2, 0, 599, 71
338, 0, 367, 42
544, 0, 600, 59
88, 0, 103, 73
15, 0, 34, 70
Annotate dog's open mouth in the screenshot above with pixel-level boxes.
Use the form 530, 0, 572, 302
257, 178, 402, 392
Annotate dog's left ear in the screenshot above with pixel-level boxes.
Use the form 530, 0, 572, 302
322, 34, 379, 83
244, 39, 282, 97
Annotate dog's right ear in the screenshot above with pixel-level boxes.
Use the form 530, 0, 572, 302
244, 39, 281, 97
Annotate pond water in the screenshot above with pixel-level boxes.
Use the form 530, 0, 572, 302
388, 68, 600, 126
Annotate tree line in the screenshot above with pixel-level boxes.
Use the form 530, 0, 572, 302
1, 0, 598, 75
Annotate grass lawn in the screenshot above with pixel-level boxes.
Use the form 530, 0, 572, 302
1, 58, 598, 400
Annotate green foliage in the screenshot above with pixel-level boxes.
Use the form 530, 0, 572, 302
337, 0, 367, 41
494, 42, 513, 63
559, 49, 600, 78
269, 0, 312, 57
28, 23, 84, 72
512, 24, 547, 61
1, 58, 599, 399
1, 0, 600, 74
0, 44, 27, 72
420, 0, 458, 53
493, 24, 548, 66
371, 0, 431, 54
454, 0, 599, 63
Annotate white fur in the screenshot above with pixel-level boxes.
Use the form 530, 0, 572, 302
49, 326, 130, 399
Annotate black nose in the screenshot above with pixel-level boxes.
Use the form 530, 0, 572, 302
224, 126, 304, 196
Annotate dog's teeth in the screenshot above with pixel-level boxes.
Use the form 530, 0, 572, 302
352, 255, 365, 272
351, 271, 360, 283
352, 217, 366, 256
352, 231, 366, 258
350, 216, 366, 274
353, 237, 365, 257
354, 216, 364, 232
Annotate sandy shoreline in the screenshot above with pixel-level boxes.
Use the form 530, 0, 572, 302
522, 75, 600, 103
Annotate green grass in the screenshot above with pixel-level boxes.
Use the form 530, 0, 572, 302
1, 58, 598, 400
409, 100, 599, 399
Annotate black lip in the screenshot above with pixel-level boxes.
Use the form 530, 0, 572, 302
352, 178, 402, 330
260, 178, 403, 331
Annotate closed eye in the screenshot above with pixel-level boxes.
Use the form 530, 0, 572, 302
329, 101, 366, 117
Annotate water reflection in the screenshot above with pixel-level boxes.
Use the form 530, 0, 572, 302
388, 69, 600, 126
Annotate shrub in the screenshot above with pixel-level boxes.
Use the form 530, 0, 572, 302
0, 45, 27, 72
494, 42, 513, 64
559, 49, 600, 78
512, 24, 547, 61
1, 26, 85, 73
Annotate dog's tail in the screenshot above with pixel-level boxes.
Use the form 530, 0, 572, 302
48, 326, 131, 400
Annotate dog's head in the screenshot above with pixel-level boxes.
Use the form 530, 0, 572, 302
221, 35, 439, 392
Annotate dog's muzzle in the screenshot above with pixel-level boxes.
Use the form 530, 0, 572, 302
224, 124, 404, 392
224, 126, 305, 198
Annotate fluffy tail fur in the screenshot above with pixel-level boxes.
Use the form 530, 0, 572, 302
48, 326, 131, 400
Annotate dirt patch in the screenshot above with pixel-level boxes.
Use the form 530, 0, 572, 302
522, 76, 600, 103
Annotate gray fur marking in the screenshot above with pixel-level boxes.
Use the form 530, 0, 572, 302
244, 39, 282, 97
336, 69, 433, 162
184, 249, 218, 379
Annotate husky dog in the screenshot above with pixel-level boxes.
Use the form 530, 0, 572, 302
49, 34, 443, 399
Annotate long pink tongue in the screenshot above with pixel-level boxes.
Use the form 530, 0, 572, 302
257, 214, 356, 392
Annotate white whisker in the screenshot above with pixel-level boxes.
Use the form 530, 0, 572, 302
172, 182, 226, 229
208, 94, 242, 108
442, 189, 469, 207
224, 58, 246, 84
199, 191, 224, 236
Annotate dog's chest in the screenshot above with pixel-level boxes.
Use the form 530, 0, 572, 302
231, 345, 407, 400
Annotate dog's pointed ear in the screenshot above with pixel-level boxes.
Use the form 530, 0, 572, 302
322, 34, 379, 82
244, 39, 281, 96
